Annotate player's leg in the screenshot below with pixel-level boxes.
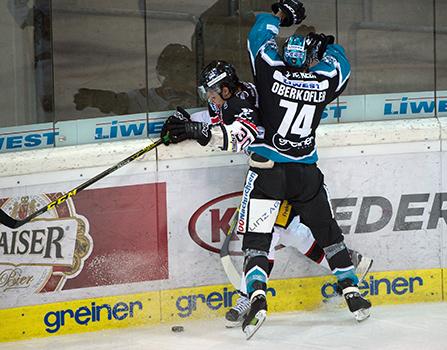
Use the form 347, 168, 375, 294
225, 231, 279, 327
278, 212, 373, 284
287, 164, 371, 321
276, 215, 330, 269
237, 168, 282, 339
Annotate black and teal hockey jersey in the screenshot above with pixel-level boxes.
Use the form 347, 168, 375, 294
247, 13, 351, 164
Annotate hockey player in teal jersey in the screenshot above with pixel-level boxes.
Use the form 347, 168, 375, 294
239, 0, 372, 339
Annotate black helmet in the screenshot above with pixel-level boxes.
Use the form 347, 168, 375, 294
198, 60, 240, 101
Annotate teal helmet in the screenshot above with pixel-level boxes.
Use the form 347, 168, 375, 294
283, 34, 307, 68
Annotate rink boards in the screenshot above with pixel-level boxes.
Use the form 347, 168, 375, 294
0, 268, 444, 342
0, 117, 447, 343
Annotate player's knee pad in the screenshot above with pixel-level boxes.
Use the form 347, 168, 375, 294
244, 248, 268, 260
244, 249, 269, 270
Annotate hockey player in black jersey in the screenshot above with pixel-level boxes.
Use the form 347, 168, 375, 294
161, 60, 259, 153
238, 0, 372, 338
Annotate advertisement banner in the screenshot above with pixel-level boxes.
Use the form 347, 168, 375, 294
0, 122, 57, 153
1, 91, 446, 153
157, 148, 445, 290
0, 182, 168, 309
1, 291, 161, 342
160, 269, 442, 324
1, 268, 439, 343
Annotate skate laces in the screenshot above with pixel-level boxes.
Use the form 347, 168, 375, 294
233, 296, 251, 314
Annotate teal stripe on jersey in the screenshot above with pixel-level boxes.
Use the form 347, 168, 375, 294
248, 145, 319, 164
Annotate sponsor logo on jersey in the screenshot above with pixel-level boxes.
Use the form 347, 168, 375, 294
321, 275, 423, 299
235, 108, 254, 119
273, 70, 329, 91
248, 200, 281, 232
43, 300, 143, 333
175, 287, 276, 317
272, 133, 314, 152
238, 171, 257, 233
321, 55, 337, 65
285, 71, 317, 79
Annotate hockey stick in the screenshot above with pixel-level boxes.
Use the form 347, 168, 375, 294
0, 136, 168, 229
220, 207, 242, 289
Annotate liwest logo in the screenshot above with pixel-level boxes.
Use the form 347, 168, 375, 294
322, 104, 347, 120
43, 300, 143, 333
94, 119, 164, 140
321, 275, 423, 299
384, 96, 447, 116
0, 130, 59, 151
176, 287, 276, 318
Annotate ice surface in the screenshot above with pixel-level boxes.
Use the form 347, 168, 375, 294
1, 302, 447, 350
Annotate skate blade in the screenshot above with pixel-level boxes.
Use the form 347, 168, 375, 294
353, 308, 370, 322
244, 310, 267, 340
356, 258, 373, 284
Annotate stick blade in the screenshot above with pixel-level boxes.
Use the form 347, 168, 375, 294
0, 209, 20, 229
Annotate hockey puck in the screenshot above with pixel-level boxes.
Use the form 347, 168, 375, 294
171, 325, 184, 333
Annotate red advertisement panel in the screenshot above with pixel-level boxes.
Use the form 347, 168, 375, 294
64, 183, 168, 289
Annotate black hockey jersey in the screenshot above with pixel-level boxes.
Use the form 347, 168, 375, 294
207, 81, 259, 125
193, 82, 260, 152
247, 13, 351, 163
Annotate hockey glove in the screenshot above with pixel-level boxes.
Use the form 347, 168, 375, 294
271, 0, 306, 27
160, 106, 191, 145
163, 118, 211, 146
305, 32, 335, 61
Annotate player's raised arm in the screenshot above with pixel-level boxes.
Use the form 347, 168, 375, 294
247, 0, 306, 74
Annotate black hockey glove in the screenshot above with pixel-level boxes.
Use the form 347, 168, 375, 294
163, 118, 211, 146
271, 0, 306, 27
305, 32, 335, 61
160, 106, 191, 145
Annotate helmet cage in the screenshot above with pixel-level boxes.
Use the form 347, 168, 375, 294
283, 35, 307, 68
197, 71, 228, 101
198, 61, 239, 101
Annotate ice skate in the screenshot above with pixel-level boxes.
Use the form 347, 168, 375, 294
349, 250, 373, 284
225, 294, 250, 328
242, 291, 267, 340
339, 278, 372, 322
